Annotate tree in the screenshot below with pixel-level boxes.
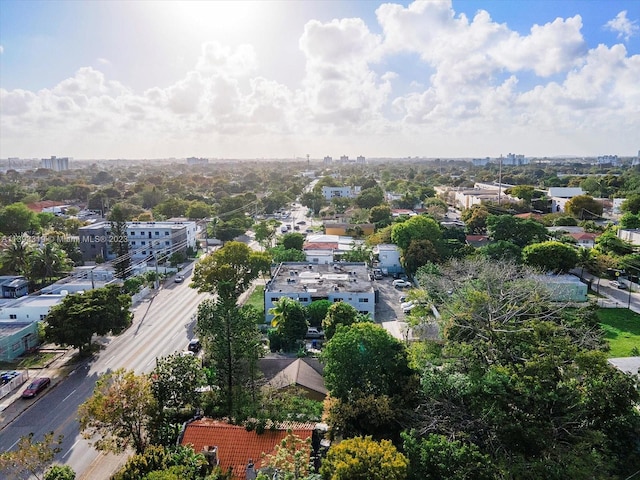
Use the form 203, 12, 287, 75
355, 186, 384, 209
322, 323, 417, 440
477, 240, 522, 262
306, 299, 332, 327
213, 218, 249, 242
191, 241, 271, 299
619, 212, 640, 229
253, 221, 277, 249
109, 204, 131, 279
78, 369, 154, 454
462, 205, 489, 234
401, 431, 497, 480
0, 233, 34, 275
521, 241, 579, 273
486, 214, 548, 247
506, 185, 537, 204
564, 195, 603, 219
269, 245, 307, 263
595, 230, 634, 256
44, 465, 76, 480
369, 205, 392, 227
185, 200, 211, 219
45, 284, 132, 356
112, 444, 210, 480
322, 302, 366, 340
339, 243, 371, 263
0, 202, 40, 235
300, 191, 326, 215
260, 430, 313, 480
391, 215, 442, 252
319, 436, 408, 480
27, 242, 73, 286
620, 193, 640, 214
282, 232, 305, 251
269, 297, 308, 351
196, 300, 262, 418
0, 432, 63, 480
403, 239, 441, 275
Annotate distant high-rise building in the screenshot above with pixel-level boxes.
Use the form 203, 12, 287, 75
472, 157, 490, 166
503, 153, 528, 166
186, 157, 209, 166
356, 155, 366, 164
597, 155, 618, 167
41, 156, 69, 171
323, 156, 333, 164
340, 155, 349, 162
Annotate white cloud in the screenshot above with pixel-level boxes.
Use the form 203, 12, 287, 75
0, 45, 4, 54
0, 1, 639, 158
605, 11, 639, 42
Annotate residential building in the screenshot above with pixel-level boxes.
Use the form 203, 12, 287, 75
41, 156, 69, 171
356, 155, 366, 164
321, 186, 361, 200
180, 419, 325, 480
78, 220, 197, 262
0, 322, 39, 361
548, 187, 584, 213
617, 229, 640, 247
0, 276, 29, 299
323, 156, 332, 164
472, 157, 490, 166
535, 274, 588, 302
597, 155, 618, 167
322, 222, 374, 236
264, 262, 375, 324
502, 153, 529, 166
303, 234, 365, 263
260, 357, 327, 401
371, 244, 402, 275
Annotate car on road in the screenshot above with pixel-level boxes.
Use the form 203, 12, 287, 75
188, 338, 201, 352
305, 327, 324, 339
610, 280, 627, 289
297, 220, 307, 225
21, 377, 51, 398
175, 274, 184, 283
393, 279, 412, 289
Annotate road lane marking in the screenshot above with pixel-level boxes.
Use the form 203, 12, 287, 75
63, 439, 81, 458
62, 389, 77, 402
8, 438, 20, 450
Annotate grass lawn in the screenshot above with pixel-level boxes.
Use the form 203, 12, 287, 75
597, 308, 640, 357
0, 351, 58, 371
245, 285, 265, 317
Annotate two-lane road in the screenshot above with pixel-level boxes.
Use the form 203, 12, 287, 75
0, 272, 210, 478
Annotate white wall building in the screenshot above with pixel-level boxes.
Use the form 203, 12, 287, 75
548, 187, 584, 213
321, 186, 361, 200
372, 244, 403, 274
264, 262, 375, 324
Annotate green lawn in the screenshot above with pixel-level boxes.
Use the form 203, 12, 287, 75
597, 308, 640, 357
244, 285, 265, 317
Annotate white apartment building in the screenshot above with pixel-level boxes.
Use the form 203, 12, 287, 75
321, 186, 361, 200
78, 220, 198, 262
264, 262, 375, 324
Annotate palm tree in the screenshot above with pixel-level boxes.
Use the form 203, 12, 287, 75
576, 247, 597, 280
28, 242, 72, 286
1, 234, 34, 275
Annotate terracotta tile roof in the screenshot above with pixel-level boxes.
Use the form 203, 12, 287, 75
26, 200, 66, 212
181, 419, 316, 479
570, 232, 598, 241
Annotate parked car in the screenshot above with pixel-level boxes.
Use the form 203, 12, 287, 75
175, 274, 184, 283
188, 338, 201, 352
393, 279, 412, 289
297, 220, 307, 225
305, 327, 324, 339
610, 280, 627, 289
21, 377, 51, 398
401, 300, 414, 310
398, 295, 408, 303
403, 303, 417, 314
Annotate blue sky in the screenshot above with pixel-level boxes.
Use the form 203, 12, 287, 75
1, 0, 639, 159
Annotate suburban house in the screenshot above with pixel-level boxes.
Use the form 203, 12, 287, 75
0, 276, 29, 299
264, 262, 375, 324
536, 274, 588, 302
371, 244, 403, 275
302, 234, 365, 264
78, 219, 198, 262
548, 226, 599, 249
259, 357, 327, 401
548, 187, 584, 213
180, 419, 326, 480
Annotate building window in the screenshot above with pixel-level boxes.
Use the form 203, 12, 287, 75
141, 241, 146, 245
142, 251, 147, 255
131, 241, 136, 245
299, 297, 308, 302
165, 241, 170, 246
12, 342, 20, 352
155, 231, 159, 236
358, 298, 369, 303
165, 231, 170, 236
40, 315, 47, 320
140, 231, 145, 236
333, 298, 342, 302
271, 297, 278, 302
9, 314, 17, 319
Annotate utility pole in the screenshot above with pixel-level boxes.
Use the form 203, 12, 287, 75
498, 154, 503, 205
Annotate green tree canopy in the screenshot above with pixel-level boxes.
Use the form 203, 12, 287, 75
306, 299, 332, 327
269, 297, 308, 352
521, 240, 579, 273
322, 302, 368, 340
319, 436, 408, 480
564, 194, 603, 219
0, 202, 41, 235
369, 205, 392, 226
281, 232, 305, 251
45, 284, 132, 356
486, 214, 548, 247
191, 241, 271, 299
355, 186, 385, 209
391, 215, 442, 252
0, 432, 64, 480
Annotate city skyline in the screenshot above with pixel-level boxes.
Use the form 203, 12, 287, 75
1, 0, 639, 160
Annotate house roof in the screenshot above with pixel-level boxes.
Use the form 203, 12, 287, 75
264, 358, 327, 396
570, 232, 598, 241
303, 242, 338, 250
466, 235, 490, 247
181, 419, 316, 479
26, 200, 66, 212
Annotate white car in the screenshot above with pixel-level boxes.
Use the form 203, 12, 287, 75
393, 279, 411, 289
400, 300, 414, 309
403, 304, 417, 314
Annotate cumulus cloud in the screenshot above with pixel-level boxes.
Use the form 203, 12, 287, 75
0, 45, 4, 54
0, 1, 639, 158
605, 11, 639, 42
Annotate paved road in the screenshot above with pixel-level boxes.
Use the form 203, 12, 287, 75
0, 269, 210, 479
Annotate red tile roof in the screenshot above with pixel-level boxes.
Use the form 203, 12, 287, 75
26, 200, 66, 212
303, 242, 338, 250
181, 419, 316, 479
570, 232, 598, 241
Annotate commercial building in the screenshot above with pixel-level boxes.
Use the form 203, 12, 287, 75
41, 156, 69, 171
264, 262, 375, 324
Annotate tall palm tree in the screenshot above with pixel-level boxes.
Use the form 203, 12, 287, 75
1, 234, 34, 275
28, 242, 72, 286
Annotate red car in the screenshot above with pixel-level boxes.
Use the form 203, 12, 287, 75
21, 377, 51, 399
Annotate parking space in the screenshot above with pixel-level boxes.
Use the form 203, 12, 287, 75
374, 276, 413, 323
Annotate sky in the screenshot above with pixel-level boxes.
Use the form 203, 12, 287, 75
1, 0, 639, 160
